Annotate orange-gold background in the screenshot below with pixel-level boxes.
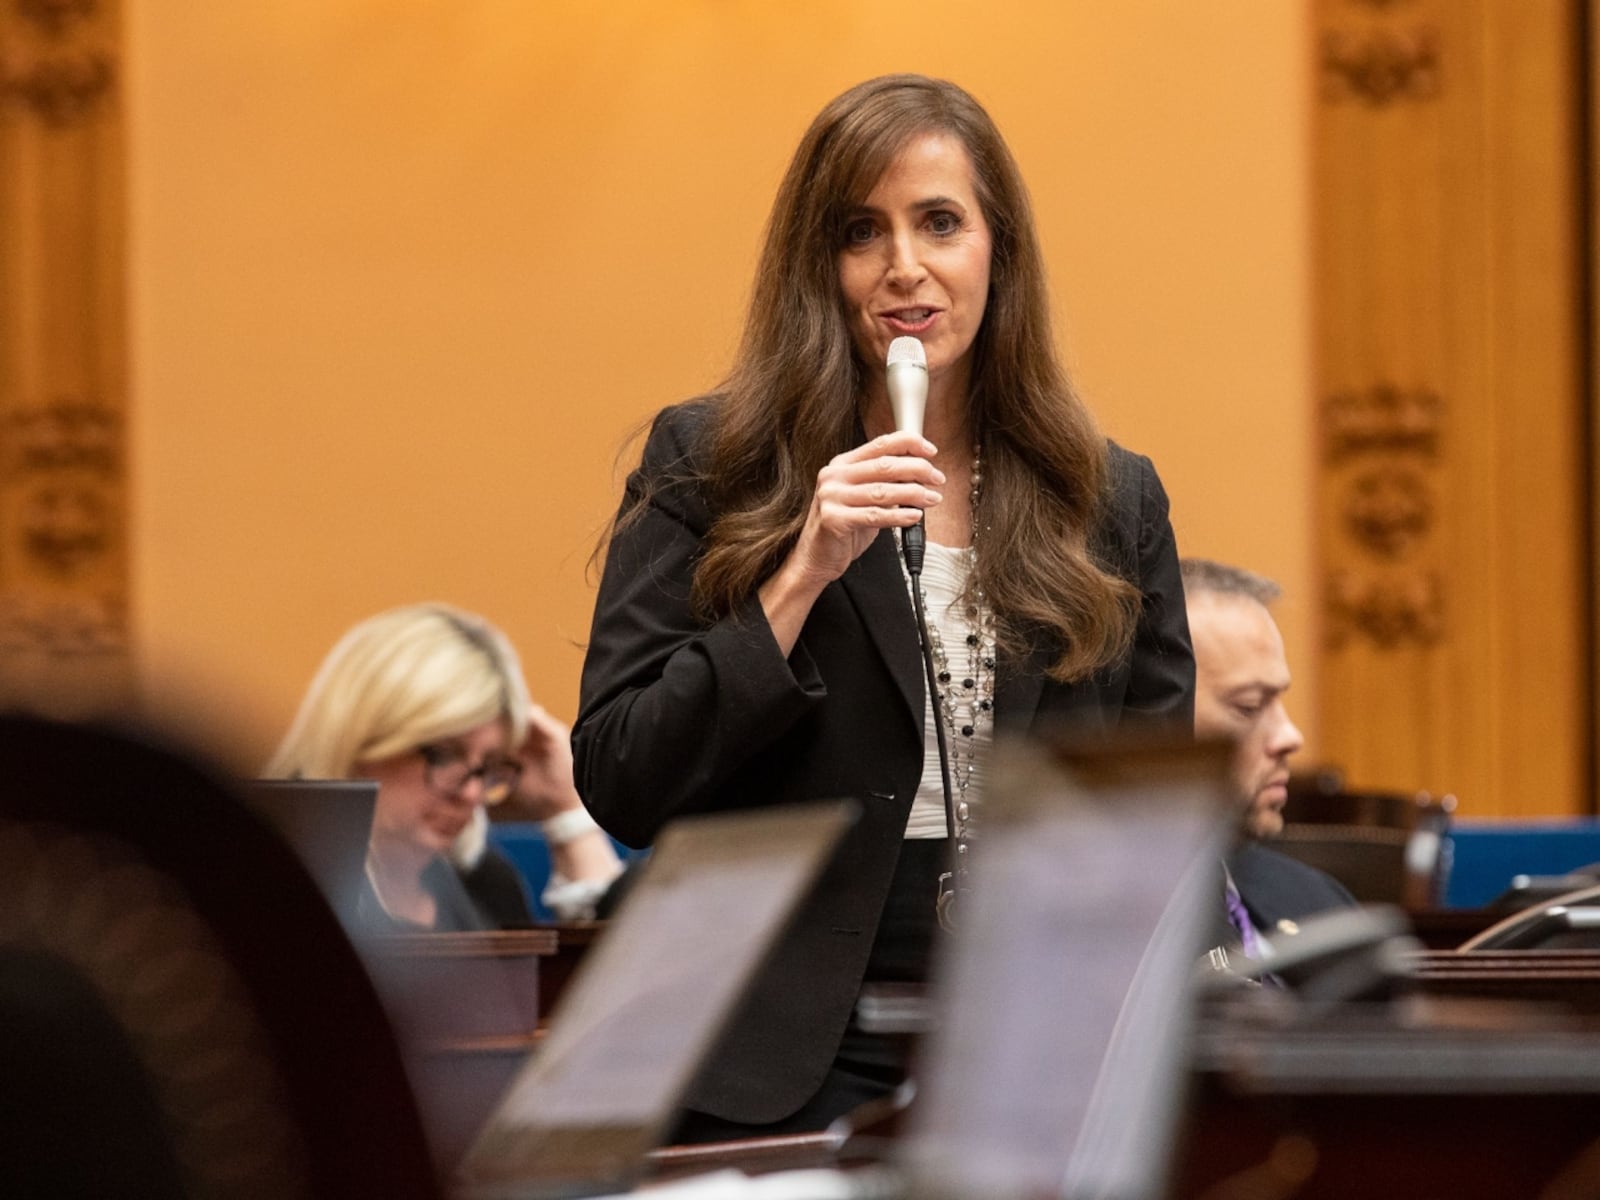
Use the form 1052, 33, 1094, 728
125, 4, 1314, 765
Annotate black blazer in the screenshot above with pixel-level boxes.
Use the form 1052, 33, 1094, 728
574, 399, 1194, 1124
1229, 840, 1358, 936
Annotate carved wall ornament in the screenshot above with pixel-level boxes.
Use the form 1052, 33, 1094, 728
0, 591, 125, 657
1, 398, 121, 478
1322, 384, 1443, 641
1, 0, 128, 690
21, 482, 112, 576
0, 50, 113, 126
1324, 568, 1443, 649
1342, 465, 1433, 559
15, 0, 97, 37
1322, 383, 1442, 463
1320, 26, 1440, 106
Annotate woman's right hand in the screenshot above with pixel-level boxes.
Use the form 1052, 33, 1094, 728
758, 430, 944, 653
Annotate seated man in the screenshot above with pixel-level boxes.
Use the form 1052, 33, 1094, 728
1181, 558, 1355, 955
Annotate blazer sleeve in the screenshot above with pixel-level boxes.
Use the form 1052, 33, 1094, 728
1109, 445, 1195, 732
572, 403, 827, 849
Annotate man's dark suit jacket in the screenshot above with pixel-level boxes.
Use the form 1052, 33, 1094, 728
1224, 838, 1359, 946
573, 399, 1194, 1125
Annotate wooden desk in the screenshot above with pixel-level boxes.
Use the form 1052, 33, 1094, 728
396, 935, 1600, 1195
630, 1000, 1600, 1199
529, 919, 607, 1021
852, 974, 1600, 1198
1408, 948, 1600, 1013
361, 930, 556, 1171
646, 1132, 845, 1181
860, 951, 1600, 1028
1182, 999, 1600, 1198
1406, 906, 1499, 950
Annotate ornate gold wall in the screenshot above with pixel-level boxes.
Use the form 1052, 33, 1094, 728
123, 5, 1317, 762
0, 0, 129, 711
1313, 0, 1591, 816
6, 4, 1591, 815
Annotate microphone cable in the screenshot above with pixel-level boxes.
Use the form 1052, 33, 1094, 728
902, 518, 961, 930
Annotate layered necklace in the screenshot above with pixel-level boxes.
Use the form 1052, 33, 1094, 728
897, 447, 996, 926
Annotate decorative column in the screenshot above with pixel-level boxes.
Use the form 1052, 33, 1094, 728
1312, 0, 1589, 816
0, 0, 129, 710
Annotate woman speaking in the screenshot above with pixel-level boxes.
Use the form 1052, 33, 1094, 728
574, 74, 1193, 1139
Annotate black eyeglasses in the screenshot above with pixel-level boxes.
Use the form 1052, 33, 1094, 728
417, 743, 522, 804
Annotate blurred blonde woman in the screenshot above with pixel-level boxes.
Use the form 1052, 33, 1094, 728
267, 603, 622, 931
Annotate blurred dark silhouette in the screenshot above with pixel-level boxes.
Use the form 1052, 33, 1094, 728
0, 711, 442, 1199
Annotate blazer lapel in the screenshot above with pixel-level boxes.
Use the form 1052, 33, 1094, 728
842, 533, 1060, 739
839, 530, 925, 736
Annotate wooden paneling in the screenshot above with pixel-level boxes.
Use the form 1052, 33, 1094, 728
1313, 0, 1590, 817
1593, 0, 1600, 821
0, 0, 130, 711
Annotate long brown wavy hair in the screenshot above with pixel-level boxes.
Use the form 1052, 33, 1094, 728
638, 74, 1139, 682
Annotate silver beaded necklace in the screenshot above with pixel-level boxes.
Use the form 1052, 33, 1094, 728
922, 574, 997, 835
897, 449, 995, 925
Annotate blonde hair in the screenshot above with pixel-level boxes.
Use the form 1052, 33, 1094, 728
265, 603, 531, 781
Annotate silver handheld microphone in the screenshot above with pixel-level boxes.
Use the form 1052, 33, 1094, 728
886, 337, 929, 575
886, 336, 928, 437
885, 336, 958, 922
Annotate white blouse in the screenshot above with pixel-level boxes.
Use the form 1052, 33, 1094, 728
902, 540, 992, 839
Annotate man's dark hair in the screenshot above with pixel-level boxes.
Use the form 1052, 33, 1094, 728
1180, 557, 1281, 606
